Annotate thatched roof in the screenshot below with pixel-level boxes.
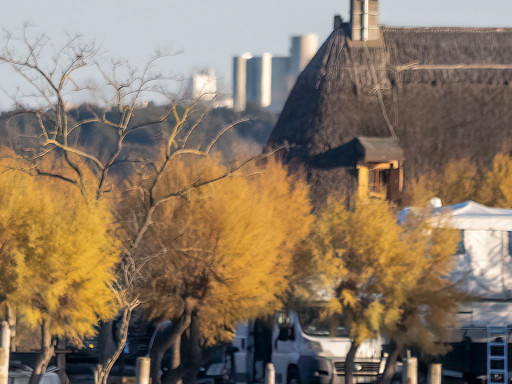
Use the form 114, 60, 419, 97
266, 23, 512, 204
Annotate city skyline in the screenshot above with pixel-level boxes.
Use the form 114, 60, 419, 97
0, 0, 511, 107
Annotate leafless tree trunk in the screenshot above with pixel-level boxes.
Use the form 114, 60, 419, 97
150, 322, 174, 384
95, 307, 133, 384
170, 332, 184, 384
147, 306, 192, 384
345, 341, 360, 384
181, 314, 202, 384
379, 341, 402, 384
28, 319, 56, 384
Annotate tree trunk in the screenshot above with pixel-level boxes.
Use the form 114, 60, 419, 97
28, 320, 55, 384
345, 341, 360, 384
182, 314, 201, 384
151, 308, 192, 384
149, 322, 175, 384
170, 331, 183, 384
94, 307, 133, 384
379, 341, 402, 384
168, 310, 193, 384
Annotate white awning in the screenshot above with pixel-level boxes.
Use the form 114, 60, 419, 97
433, 201, 512, 231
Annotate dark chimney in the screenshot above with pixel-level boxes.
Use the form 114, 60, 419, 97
334, 15, 343, 30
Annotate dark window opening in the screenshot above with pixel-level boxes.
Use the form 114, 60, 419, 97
457, 231, 466, 255
369, 169, 390, 194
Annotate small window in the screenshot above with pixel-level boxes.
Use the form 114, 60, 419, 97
508, 232, 512, 256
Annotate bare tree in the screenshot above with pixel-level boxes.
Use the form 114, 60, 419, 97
0, 25, 262, 384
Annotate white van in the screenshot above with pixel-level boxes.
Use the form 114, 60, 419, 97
232, 308, 383, 384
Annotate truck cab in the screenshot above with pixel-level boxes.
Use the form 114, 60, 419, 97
273, 309, 383, 384
232, 309, 383, 384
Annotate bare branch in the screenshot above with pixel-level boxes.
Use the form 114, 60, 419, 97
205, 118, 249, 154
43, 138, 105, 170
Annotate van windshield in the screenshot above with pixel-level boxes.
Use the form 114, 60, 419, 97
298, 307, 349, 338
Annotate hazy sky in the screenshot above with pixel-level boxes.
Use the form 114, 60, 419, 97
1, 0, 512, 98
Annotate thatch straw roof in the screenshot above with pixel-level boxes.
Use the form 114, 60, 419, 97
266, 23, 512, 204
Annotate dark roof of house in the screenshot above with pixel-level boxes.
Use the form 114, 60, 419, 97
266, 24, 512, 204
356, 137, 404, 163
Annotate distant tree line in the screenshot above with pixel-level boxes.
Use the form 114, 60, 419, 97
0, 103, 278, 170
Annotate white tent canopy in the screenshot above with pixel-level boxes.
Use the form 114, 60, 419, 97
398, 200, 512, 231
433, 201, 512, 231
399, 201, 512, 327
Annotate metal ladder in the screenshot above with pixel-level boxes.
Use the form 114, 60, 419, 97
487, 326, 509, 384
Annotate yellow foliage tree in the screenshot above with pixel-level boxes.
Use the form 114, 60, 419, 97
0, 159, 119, 384
309, 197, 461, 384
0, 25, 291, 384
310, 198, 413, 384
378, 215, 462, 384
122, 157, 313, 384
407, 153, 512, 209
407, 158, 479, 207
479, 153, 512, 207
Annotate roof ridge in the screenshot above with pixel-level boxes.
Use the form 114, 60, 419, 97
381, 25, 512, 33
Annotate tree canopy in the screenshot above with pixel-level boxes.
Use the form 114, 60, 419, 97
120, 156, 312, 383
407, 153, 512, 208
310, 198, 411, 344
307, 196, 461, 384
0, 25, 283, 384
0, 154, 119, 383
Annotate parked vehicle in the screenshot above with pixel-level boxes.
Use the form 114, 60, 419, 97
232, 308, 384, 384
8, 362, 61, 384
197, 344, 238, 384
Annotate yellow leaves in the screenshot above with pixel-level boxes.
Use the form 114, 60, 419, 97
307, 194, 462, 353
364, 301, 383, 336
480, 153, 512, 208
313, 197, 406, 288
339, 290, 357, 309
309, 196, 409, 340
408, 153, 512, 209
383, 214, 460, 354
325, 298, 342, 315
0, 154, 119, 341
408, 158, 479, 207
136, 156, 313, 344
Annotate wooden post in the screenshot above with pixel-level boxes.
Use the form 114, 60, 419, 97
265, 363, 275, 384
0, 321, 11, 384
428, 364, 442, 384
402, 357, 417, 384
357, 165, 369, 199
136, 357, 151, 384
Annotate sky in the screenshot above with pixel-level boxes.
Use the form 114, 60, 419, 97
1, 0, 512, 105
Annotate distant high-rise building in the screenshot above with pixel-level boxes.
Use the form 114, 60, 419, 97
232, 34, 318, 113
246, 53, 272, 109
188, 69, 217, 101
290, 34, 319, 79
270, 57, 292, 112
233, 53, 253, 112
